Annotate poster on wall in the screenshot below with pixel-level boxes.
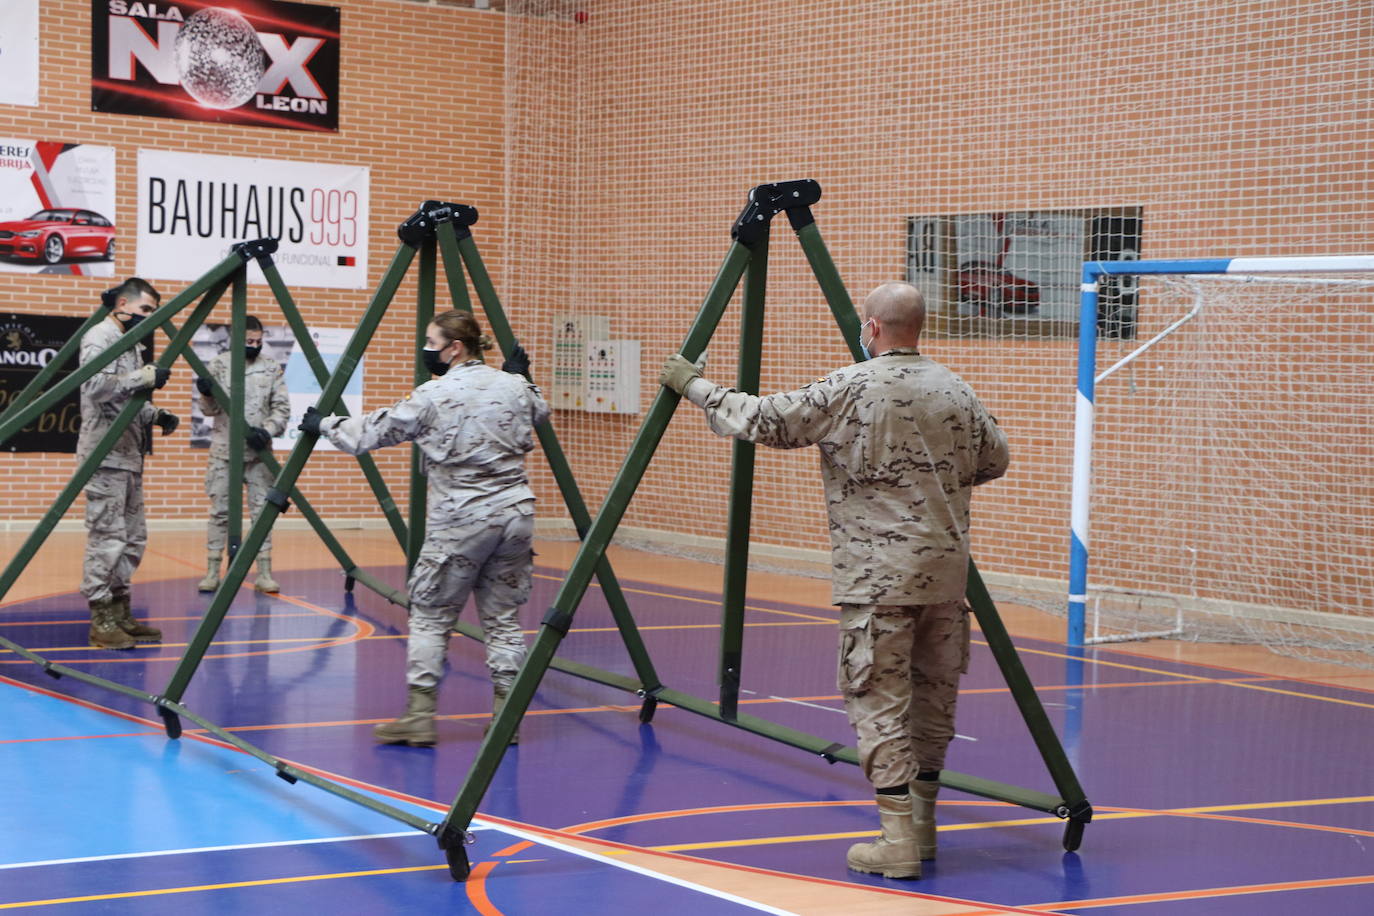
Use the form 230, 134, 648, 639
0, 140, 118, 277
187, 323, 362, 453
0, 0, 40, 107
91, 0, 340, 132
136, 149, 369, 288
0, 313, 85, 452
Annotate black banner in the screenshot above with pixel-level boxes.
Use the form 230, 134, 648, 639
91, 1, 341, 132
0, 313, 85, 452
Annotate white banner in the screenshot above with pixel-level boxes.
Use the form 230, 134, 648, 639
136, 149, 369, 289
0, 140, 116, 277
0, 0, 39, 107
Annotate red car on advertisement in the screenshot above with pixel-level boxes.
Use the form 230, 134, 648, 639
0, 209, 117, 264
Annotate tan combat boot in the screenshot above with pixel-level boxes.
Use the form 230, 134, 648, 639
88, 598, 136, 650
846, 793, 922, 879
373, 685, 438, 746
254, 557, 280, 593
197, 553, 222, 592
910, 779, 940, 860
111, 592, 161, 643
483, 686, 520, 745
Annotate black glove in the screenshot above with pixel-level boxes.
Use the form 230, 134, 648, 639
501, 344, 531, 380
152, 367, 171, 390
153, 409, 179, 436
298, 406, 323, 437
194, 376, 213, 397
245, 426, 272, 451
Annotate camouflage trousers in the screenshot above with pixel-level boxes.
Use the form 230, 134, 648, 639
81, 468, 147, 604
205, 456, 274, 557
837, 600, 971, 788
404, 502, 535, 691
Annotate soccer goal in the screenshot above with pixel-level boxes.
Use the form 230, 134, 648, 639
1069, 256, 1374, 667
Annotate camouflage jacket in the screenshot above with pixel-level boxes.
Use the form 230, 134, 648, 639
320, 360, 550, 529
76, 316, 156, 473
686, 347, 1009, 605
197, 350, 290, 460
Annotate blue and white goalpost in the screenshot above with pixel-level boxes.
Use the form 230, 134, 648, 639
1068, 255, 1374, 648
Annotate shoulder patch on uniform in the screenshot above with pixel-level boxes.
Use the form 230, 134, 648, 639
814, 375, 828, 384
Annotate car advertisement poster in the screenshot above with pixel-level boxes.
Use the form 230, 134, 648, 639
136, 149, 369, 289
187, 323, 362, 453
0, 0, 40, 108
0, 140, 118, 277
91, 0, 340, 132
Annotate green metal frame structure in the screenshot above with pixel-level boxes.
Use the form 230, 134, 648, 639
431, 181, 1092, 881
0, 199, 672, 861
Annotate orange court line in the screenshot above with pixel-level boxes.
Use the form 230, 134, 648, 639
1025, 872, 1374, 910
0, 730, 161, 745
464, 861, 505, 916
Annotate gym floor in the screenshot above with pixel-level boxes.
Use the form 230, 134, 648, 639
1, 530, 1372, 914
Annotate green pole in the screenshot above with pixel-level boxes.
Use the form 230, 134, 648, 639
257, 257, 410, 554
718, 231, 768, 719
435, 241, 752, 876
0, 253, 242, 448
408, 238, 435, 574
227, 268, 247, 562
0, 305, 107, 423
162, 243, 418, 707
0, 285, 223, 606
447, 224, 664, 694
794, 221, 865, 361
435, 222, 475, 312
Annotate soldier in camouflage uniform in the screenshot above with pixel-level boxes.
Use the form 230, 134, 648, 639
194, 315, 291, 593
78, 278, 179, 650
661, 281, 1009, 879
300, 309, 549, 747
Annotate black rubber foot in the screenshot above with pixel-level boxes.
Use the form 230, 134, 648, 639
445, 844, 470, 881
344, 575, 355, 592
158, 706, 182, 740
1063, 818, 1085, 852
638, 696, 658, 723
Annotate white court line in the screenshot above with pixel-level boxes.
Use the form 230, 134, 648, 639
470, 818, 797, 915
0, 829, 445, 871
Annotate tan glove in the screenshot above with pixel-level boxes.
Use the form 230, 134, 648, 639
130, 364, 170, 391
660, 354, 703, 394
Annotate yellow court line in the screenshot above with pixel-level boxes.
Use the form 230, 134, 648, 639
530, 570, 838, 623
0, 864, 451, 910
641, 796, 1374, 854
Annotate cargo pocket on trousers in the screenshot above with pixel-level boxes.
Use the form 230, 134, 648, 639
837, 614, 875, 693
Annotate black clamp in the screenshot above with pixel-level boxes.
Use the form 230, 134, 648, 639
43, 660, 61, 680
264, 487, 291, 513
231, 238, 280, 263
434, 821, 476, 850
100, 286, 120, 310
397, 200, 480, 247
818, 742, 846, 764
541, 605, 575, 635
732, 179, 822, 247
1060, 798, 1094, 822
275, 765, 298, 784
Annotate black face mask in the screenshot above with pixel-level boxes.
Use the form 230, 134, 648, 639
117, 312, 145, 332
422, 346, 451, 377
245, 345, 262, 361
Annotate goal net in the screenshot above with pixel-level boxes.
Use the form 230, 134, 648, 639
1072, 261, 1374, 666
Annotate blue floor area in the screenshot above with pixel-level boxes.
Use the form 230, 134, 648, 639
2, 565, 1373, 913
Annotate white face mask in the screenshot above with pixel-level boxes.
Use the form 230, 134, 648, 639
859, 318, 876, 359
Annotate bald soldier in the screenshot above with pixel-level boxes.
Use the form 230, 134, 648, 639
660, 281, 1009, 880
